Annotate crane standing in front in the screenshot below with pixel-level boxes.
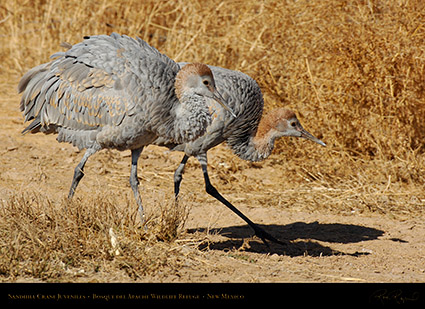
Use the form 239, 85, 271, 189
154, 64, 326, 246
18, 33, 234, 221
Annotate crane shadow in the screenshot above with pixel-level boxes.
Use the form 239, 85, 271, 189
187, 221, 386, 257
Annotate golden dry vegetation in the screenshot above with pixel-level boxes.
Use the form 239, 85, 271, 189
1, 0, 425, 284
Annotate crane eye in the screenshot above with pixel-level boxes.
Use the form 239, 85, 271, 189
203, 80, 209, 86
291, 121, 297, 128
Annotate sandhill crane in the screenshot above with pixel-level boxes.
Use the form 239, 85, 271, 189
18, 33, 234, 221
154, 63, 325, 246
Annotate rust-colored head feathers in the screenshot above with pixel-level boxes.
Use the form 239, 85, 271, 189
183, 63, 214, 76
174, 63, 235, 117
255, 108, 296, 138
254, 107, 325, 149
174, 63, 214, 99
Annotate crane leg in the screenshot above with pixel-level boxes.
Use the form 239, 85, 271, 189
130, 147, 145, 224
196, 154, 286, 248
68, 147, 97, 199
174, 154, 189, 199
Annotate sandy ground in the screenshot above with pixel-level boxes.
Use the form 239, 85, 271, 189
1, 82, 425, 288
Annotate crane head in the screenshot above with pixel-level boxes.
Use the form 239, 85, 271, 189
273, 108, 326, 146
175, 63, 236, 117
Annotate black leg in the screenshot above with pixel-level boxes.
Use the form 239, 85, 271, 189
130, 148, 144, 223
68, 147, 97, 199
174, 154, 189, 199
197, 154, 286, 247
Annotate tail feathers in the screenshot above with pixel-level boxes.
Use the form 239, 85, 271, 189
18, 62, 50, 95
21, 117, 41, 134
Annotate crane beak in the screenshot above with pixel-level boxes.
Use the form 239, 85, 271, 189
298, 126, 326, 147
210, 88, 237, 118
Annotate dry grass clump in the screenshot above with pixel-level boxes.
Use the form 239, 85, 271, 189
147, 192, 190, 242
0, 191, 192, 281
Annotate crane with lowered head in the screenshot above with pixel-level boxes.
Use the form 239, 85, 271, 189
154, 63, 326, 246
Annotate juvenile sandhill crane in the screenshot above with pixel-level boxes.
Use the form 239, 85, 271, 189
18, 33, 234, 221
154, 64, 326, 246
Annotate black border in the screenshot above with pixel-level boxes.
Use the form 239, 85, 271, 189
1, 283, 424, 306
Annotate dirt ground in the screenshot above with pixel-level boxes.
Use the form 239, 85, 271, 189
1, 80, 425, 285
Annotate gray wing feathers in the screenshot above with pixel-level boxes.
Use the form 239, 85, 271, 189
169, 64, 264, 156
19, 33, 180, 138
221, 72, 264, 157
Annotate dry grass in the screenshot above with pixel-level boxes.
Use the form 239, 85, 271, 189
1, 0, 425, 282
0, 191, 195, 281
2, 0, 425, 161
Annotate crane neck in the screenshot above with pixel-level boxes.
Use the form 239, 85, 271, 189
172, 93, 212, 144
250, 115, 280, 161
227, 111, 280, 162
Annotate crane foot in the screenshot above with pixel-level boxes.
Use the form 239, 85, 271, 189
251, 224, 287, 248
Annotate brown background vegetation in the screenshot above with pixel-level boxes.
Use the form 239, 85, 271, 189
0, 0, 424, 283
